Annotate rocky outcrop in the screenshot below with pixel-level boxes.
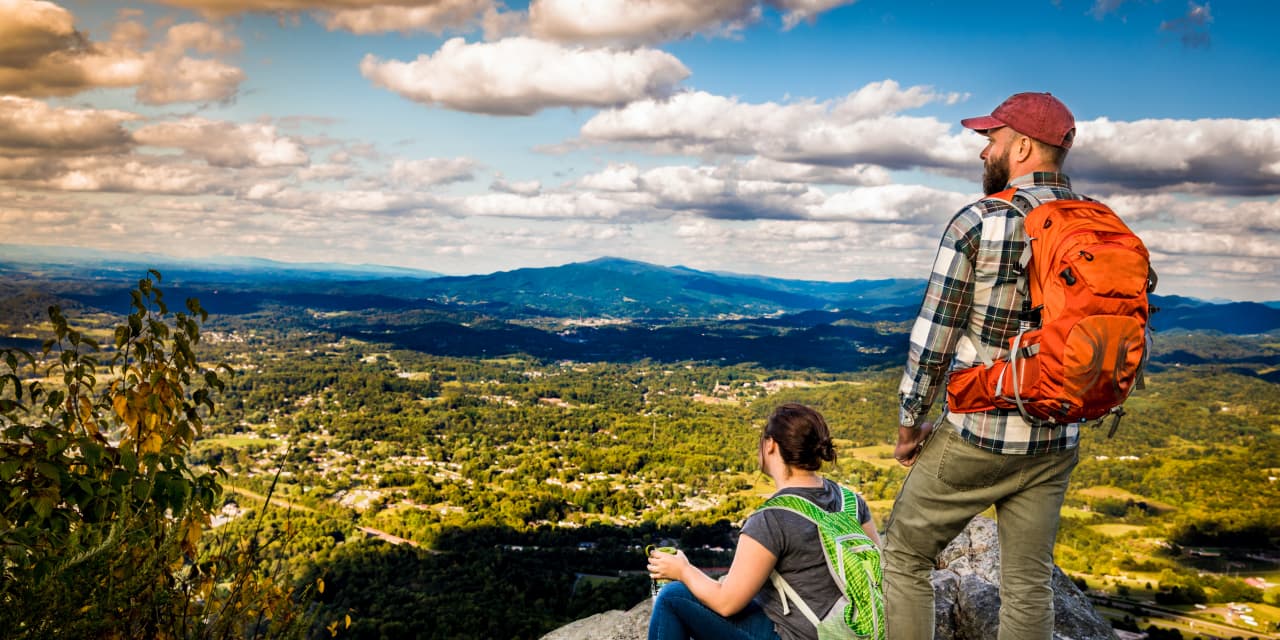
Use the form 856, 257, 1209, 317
541, 517, 1116, 640
932, 517, 1116, 640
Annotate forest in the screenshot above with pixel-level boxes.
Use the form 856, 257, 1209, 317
2, 274, 1279, 639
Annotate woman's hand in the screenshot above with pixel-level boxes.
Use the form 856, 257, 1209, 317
647, 549, 691, 583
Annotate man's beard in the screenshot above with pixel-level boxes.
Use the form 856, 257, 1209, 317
982, 147, 1011, 195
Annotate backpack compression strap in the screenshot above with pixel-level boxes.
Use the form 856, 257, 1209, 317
769, 571, 821, 626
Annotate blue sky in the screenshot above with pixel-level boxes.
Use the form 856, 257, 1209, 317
3, 0, 1279, 300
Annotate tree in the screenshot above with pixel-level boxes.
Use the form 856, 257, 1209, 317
0, 272, 318, 639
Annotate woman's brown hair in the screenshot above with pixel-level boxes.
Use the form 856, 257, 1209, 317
761, 403, 836, 471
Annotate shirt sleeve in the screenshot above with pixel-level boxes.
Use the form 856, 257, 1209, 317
856, 493, 871, 526
741, 510, 786, 559
898, 206, 982, 427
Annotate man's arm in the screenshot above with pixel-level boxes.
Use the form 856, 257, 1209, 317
897, 208, 980, 458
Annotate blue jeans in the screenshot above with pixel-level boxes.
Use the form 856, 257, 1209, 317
648, 582, 780, 640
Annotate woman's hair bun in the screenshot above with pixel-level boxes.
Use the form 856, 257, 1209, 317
764, 403, 837, 471
818, 438, 837, 462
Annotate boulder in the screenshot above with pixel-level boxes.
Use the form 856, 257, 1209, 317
542, 517, 1115, 640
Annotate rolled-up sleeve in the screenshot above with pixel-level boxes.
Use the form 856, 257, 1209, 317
898, 207, 981, 427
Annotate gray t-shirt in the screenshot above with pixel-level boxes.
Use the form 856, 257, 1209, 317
740, 478, 872, 640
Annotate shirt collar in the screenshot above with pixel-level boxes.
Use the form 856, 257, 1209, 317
1007, 171, 1071, 190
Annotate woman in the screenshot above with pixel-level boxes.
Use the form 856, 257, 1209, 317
647, 403, 882, 640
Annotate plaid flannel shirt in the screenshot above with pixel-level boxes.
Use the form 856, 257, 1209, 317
898, 172, 1083, 455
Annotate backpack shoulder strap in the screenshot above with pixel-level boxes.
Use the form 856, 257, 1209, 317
758, 485, 860, 526
968, 188, 1038, 367
983, 187, 1040, 214
769, 571, 821, 627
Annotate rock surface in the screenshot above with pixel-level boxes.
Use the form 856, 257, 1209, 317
541, 516, 1116, 640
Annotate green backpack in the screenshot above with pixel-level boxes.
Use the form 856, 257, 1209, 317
757, 485, 886, 640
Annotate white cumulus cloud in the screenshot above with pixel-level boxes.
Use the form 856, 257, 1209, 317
580, 81, 972, 170
134, 118, 309, 168
770, 0, 858, 29
321, 0, 492, 34
808, 184, 971, 223
528, 0, 758, 46
527, 0, 856, 45
388, 157, 478, 186
1070, 117, 1280, 196
361, 37, 690, 115
0, 1, 244, 104
0, 95, 137, 153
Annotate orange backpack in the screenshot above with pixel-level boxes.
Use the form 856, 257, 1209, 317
945, 189, 1154, 435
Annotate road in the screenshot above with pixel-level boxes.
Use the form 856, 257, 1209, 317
224, 484, 421, 548
1092, 594, 1279, 639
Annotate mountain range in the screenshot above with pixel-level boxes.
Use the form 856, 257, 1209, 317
2, 245, 1278, 335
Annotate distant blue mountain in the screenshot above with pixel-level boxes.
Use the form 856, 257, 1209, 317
407, 257, 923, 318
1151, 294, 1280, 334
0, 243, 443, 282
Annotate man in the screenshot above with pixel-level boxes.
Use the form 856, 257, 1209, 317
883, 92, 1085, 640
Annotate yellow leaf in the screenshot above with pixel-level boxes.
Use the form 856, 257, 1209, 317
316, 577, 324, 594
144, 412, 159, 432
141, 432, 164, 454
184, 517, 202, 548
113, 395, 129, 420
345, 614, 351, 628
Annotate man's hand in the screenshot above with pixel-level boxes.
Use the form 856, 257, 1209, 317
894, 422, 933, 467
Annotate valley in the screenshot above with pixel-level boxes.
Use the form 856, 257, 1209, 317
2, 258, 1278, 639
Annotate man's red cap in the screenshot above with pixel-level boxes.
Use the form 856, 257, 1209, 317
961, 92, 1076, 149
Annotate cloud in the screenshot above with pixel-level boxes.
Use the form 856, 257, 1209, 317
1070, 117, 1280, 196
579, 81, 972, 169
526, 0, 855, 46
134, 118, 309, 168
577, 163, 640, 192
770, 0, 858, 30
579, 81, 1280, 197
36, 155, 229, 194
296, 162, 357, 182
241, 182, 446, 215
1101, 192, 1280, 234
730, 156, 890, 186
1088, 0, 1130, 19
147, 0, 473, 14
388, 157, 478, 186
136, 56, 244, 105
636, 164, 821, 220
321, 0, 492, 34
454, 191, 632, 219
1160, 1, 1212, 48
0, 1, 244, 104
1141, 229, 1280, 259
807, 184, 971, 223
528, 0, 758, 46
525, 161, 949, 223
0, 95, 137, 154
0, 0, 83, 68
490, 175, 541, 195
361, 37, 690, 115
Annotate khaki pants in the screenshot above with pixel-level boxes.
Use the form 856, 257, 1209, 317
882, 426, 1079, 640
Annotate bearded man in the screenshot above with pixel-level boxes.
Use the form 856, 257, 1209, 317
883, 92, 1088, 640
